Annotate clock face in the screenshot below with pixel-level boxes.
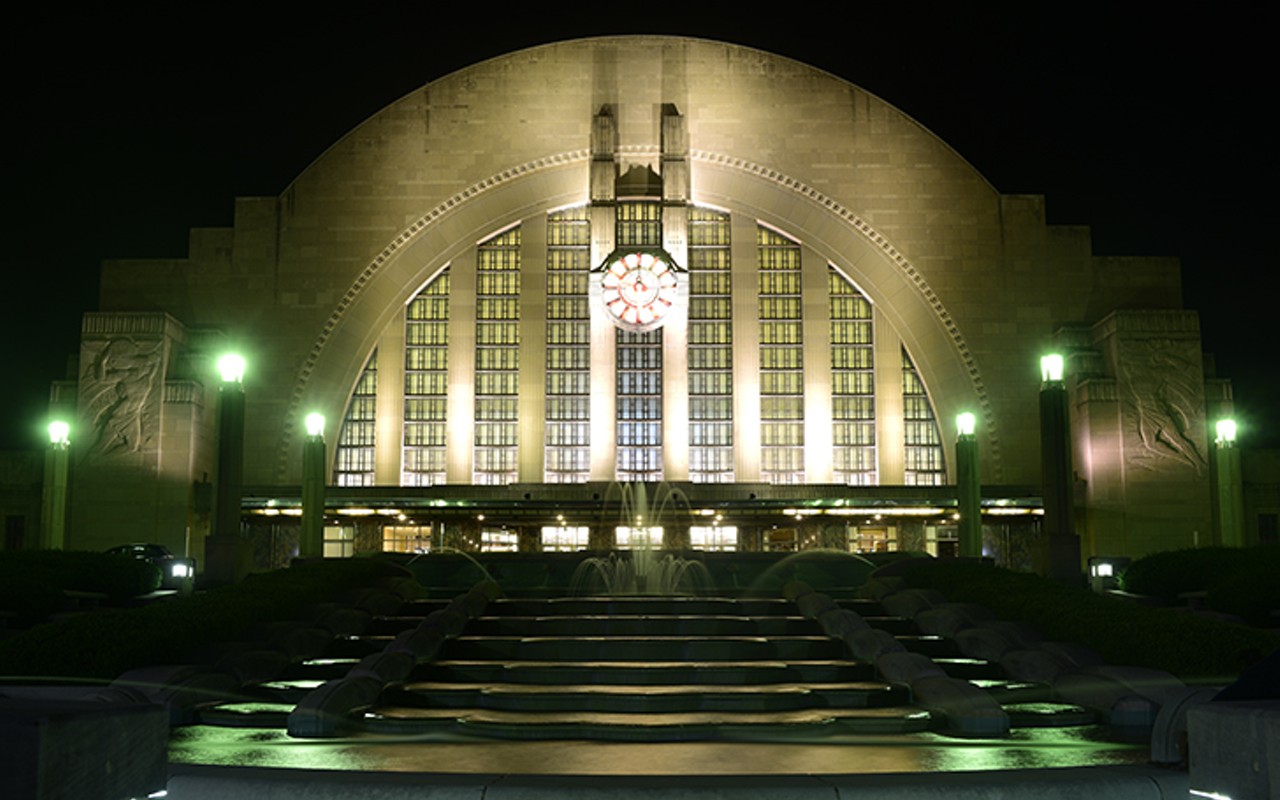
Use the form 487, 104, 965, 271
601, 251, 678, 330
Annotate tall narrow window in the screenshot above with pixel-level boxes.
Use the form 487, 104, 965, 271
334, 350, 377, 486
474, 227, 521, 485
545, 207, 591, 482
615, 201, 663, 481
687, 207, 734, 482
403, 271, 450, 486
758, 226, 804, 484
902, 348, 945, 485
830, 268, 876, 485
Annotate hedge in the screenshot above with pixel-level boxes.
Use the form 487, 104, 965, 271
1120, 546, 1280, 626
0, 558, 400, 680
896, 558, 1279, 680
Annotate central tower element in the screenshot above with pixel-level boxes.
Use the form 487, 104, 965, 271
597, 248, 682, 331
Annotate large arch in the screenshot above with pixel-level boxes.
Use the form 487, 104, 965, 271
276, 151, 996, 483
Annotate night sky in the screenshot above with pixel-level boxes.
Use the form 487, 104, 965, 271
5, 8, 1274, 450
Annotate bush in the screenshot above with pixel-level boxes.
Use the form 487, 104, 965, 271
1120, 546, 1280, 624
896, 558, 1280, 680
0, 551, 162, 624
0, 557, 402, 680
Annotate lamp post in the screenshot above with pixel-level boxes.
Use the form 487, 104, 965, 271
1213, 419, 1245, 547
300, 412, 326, 558
41, 420, 70, 549
955, 412, 981, 558
1039, 353, 1080, 583
206, 353, 248, 584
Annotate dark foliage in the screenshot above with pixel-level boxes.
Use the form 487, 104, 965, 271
0, 558, 398, 680
897, 558, 1279, 680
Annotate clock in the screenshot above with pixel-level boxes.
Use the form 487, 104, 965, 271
599, 249, 680, 331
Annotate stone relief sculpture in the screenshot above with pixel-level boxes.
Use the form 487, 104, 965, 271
78, 337, 164, 459
1119, 338, 1206, 476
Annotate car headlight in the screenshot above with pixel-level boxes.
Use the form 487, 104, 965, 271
170, 563, 191, 579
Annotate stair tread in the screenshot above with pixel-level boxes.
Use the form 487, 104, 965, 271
404, 681, 892, 695
368, 705, 929, 726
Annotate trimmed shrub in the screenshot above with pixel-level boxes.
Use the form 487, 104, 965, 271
0, 551, 162, 624
896, 558, 1279, 680
1121, 546, 1280, 624
0, 558, 402, 680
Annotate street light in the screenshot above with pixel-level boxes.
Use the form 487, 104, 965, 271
1040, 353, 1064, 383
209, 353, 248, 584
218, 353, 246, 384
1039, 352, 1078, 582
1215, 418, 1237, 446
300, 411, 327, 559
42, 419, 71, 548
1213, 417, 1244, 546
954, 412, 980, 558
48, 420, 70, 448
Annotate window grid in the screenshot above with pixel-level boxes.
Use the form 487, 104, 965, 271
616, 201, 664, 481
758, 226, 805, 484
830, 268, 877, 485
472, 228, 521, 485
545, 207, 591, 482
688, 207, 734, 482
402, 272, 450, 486
903, 348, 945, 486
333, 350, 377, 486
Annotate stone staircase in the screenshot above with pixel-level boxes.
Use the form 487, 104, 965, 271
361, 596, 930, 740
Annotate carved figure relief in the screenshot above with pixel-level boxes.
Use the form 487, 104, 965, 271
78, 337, 165, 459
1118, 338, 1207, 476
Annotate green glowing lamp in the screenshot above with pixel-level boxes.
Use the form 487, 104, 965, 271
217, 353, 246, 384
1215, 418, 1237, 446
305, 412, 326, 438
956, 412, 976, 437
48, 420, 70, 447
1040, 354, 1064, 383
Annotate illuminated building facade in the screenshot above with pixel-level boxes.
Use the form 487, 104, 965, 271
50, 37, 1233, 566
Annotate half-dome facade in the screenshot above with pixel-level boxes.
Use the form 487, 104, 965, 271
58, 37, 1226, 564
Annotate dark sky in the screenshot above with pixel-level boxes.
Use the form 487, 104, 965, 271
4, 7, 1275, 449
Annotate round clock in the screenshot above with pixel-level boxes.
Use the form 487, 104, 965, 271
600, 250, 679, 331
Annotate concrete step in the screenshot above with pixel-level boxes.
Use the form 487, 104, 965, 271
462, 614, 820, 637
387, 680, 908, 713
490, 598, 795, 617
362, 704, 934, 740
418, 658, 875, 685
441, 635, 846, 661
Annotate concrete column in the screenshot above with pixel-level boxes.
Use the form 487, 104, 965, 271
955, 421, 981, 558
206, 372, 249, 584
1213, 428, 1245, 547
519, 216, 548, 483
874, 312, 905, 484
447, 250, 477, 484
801, 245, 832, 484
300, 426, 325, 559
730, 214, 761, 482
1040, 363, 1080, 583
40, 429, 70, 549
374, 306, 406, 485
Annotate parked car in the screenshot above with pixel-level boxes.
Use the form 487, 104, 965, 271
106, 543, 196, 591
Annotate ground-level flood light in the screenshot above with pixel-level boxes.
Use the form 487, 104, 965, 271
1215, 419, 1237, 445
1040, 354, 1064, 382
218, 353, 246, 384
305, 413, 326, 438
48, 420, 70, 447
956, 412, 976, 437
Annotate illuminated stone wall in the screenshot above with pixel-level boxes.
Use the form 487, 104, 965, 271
71, 37, 1209, 558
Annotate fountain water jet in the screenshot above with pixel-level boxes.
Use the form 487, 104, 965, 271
572, 482, 711, 596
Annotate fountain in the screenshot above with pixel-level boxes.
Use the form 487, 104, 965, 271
571, 482, 712, 596
748, 548, 877, 596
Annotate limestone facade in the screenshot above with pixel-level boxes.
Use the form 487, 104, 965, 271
59, 37, 1222, 560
